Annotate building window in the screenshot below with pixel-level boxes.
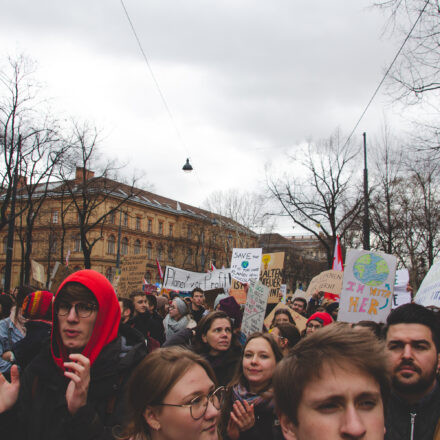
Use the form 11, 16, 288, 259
159, 222, 163, 235
187, 226, 192, 239
169, 224, 173, 236
121, 237, 128, 255
147, 242, 152, 259
168, 245, 173, 261
187, 247, 192, 264
52, 211, 59, 223
2, 237, 7, 254
136, 217, 141, 231
74, 235, 82, 252
108, 235, 116, 255
51, 237, 58, 253
106, 267, 114, 283
134, 239, 141, 255
148, 219, 152, 232
157, 245, 163, 261
123, 212, 128, 227
109, 211, 116, 225
144, 271, 151, 283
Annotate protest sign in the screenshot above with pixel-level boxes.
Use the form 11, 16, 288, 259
31, 259, 46, 285
264, 302, 307, 332
338, 249, 397, 323
230, 248, 262, 284
393, 269, 411, 309
117, 254, 147, 298
50, 263, 72, 294
415, 261, 440, 307
260, 252, 285, 304
280, 284, 287, 304
305, 270, 343, 298
241, 280, 270, 338
229, 279, 247, 304
292, 288, 310, 300
162, 266, 231, 291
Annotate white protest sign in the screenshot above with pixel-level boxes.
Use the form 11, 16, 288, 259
393, 269, 411, 309
162, 266, 231, 291
338, 249, 397, 323
415, 261, 440, 307
230, 248, 262, 284
241, 280, 270, 338
280, 284, 287, 304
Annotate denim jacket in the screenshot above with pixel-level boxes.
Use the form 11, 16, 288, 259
0, 317, 24, 373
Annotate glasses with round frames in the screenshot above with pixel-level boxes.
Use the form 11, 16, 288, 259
157, 386, 226, 420
56, 301, 98, 318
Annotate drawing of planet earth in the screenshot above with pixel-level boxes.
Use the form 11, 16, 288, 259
353, 253, 389, 286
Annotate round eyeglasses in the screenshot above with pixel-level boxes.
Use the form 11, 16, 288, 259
157, 386, 226, 420
56, 301, 98, 318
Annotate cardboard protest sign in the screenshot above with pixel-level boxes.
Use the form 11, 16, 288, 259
415, 261, 440, 307
241, 280, 270, 338
292, 288, 310, 300
393, 269, 411, 309
338, 249, 397, 323
204, 288, 225, 310
162, 266, 231, 291
229, 279, 247, 304
117, 254, 147, 298
50, 263, 72, 294
31, 259, 46, 285
260, 252, 285, 304
230, 248, 262, 284
305, 270, 343, 298
264, 301, 307, 332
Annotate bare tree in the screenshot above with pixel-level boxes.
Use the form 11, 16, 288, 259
59, 121, 141, 269
268, 129, 363, 267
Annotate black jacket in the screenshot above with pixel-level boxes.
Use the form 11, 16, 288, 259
1, 329, 148, 440
385, 383, 440, 440
132, 311, 165, 345
204, 345, 242, 387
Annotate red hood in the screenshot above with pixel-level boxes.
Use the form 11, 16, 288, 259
51, 269, 121, 371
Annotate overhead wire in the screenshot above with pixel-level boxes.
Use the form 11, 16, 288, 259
119, 0, 201, 183
343, 0, 430, 148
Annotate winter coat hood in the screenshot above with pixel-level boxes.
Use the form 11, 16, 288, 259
51, 269, 121, 371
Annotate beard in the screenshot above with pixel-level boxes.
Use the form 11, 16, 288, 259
392, 364, 437, 396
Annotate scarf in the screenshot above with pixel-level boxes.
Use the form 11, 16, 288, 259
164, 313, 190, 340
232, 383, 275, 410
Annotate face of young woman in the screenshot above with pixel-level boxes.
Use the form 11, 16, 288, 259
146, 364, 220, 440
242, 337, 277, 393
202, 318, 232, 355
274, 313, 291, 326
169, 300, 182, 320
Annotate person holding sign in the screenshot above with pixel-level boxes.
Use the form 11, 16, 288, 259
221, 333, 283, 440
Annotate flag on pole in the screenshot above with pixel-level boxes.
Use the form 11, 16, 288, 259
324, 236, 343, 300
65, 250, 71, 267
156, 258, 163, 280
210, 261, 216, 271
332, 236, 343, 271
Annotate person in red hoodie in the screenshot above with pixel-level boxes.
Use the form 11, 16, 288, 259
0, 269, 148, 439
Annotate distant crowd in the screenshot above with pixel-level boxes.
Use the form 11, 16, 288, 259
0, 270, 439, 439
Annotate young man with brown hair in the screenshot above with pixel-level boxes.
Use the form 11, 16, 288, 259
274, 324, 389, 440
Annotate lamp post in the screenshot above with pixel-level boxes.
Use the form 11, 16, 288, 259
363, 132, 370, 250
116, 209, 122, 270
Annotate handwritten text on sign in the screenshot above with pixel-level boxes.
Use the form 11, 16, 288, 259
162, 266, 231, 291
241, 280, 270, 338
230, 248, 262, 284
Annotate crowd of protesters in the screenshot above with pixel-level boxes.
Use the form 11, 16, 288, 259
0, 269, 439, 440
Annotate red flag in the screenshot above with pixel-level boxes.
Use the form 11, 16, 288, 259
210, 261, 216, 271
325, 236, 343, 300
65, 249, 71, 267
156, 258, 163, 280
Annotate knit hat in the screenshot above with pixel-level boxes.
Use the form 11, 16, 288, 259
307, 311, 333, 327
22, 290, 54, 323
219, 296, 243, 329
214, 293, 229, 310
174, 297, 189, 316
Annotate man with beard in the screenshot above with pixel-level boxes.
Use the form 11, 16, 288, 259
384, 303, 440, 440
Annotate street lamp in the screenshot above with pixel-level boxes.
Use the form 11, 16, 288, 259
116, 210, 122, 270
182, 158, 193, 173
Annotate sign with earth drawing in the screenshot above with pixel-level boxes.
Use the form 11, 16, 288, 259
338, 249, 397, 323
230, 248, 262, 284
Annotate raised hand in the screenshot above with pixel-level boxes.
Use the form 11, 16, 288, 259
0, 365, 20, 413
64, 353, 91, 415
230, 400, 255, 432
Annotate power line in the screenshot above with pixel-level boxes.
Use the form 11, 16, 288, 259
119, 0, 199, 178
344, 0, 430, 147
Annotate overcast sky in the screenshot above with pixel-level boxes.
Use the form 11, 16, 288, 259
1, 1, 407, 233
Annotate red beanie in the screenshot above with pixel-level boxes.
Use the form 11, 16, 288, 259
307, 312, 333, 327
